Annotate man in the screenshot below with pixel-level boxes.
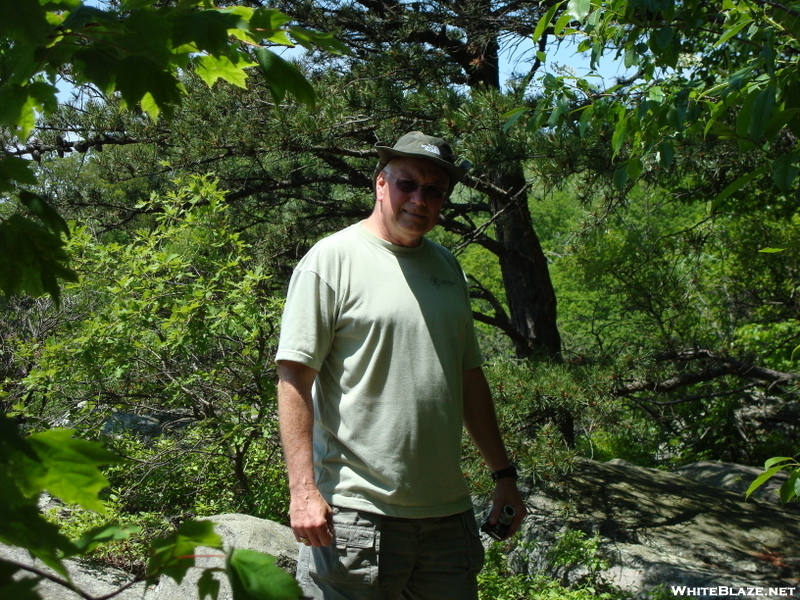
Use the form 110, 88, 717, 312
276, 131, 526, 600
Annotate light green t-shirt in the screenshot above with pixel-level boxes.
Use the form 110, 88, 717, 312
276, 223, 483, 518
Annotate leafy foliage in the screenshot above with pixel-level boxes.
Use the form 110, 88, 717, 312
11, 176, 287, 522
0, 412, 301, 600
746, 455, 800, 504
0, 0, 346, 305
519, 0, 800, 200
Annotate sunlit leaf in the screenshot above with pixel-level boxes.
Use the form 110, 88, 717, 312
567, 0, 590, 23
226, 548, 302, 600
71, 523, 141, 555
147, 520, 223, 585
745, 463, 789, 498
21, 429, 122, 514
194, 54, 253, 89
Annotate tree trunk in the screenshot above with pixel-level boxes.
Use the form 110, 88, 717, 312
490, 164, 562, 359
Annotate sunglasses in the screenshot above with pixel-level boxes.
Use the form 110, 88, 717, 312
383, 171, 447, 201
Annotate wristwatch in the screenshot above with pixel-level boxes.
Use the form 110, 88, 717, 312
491, 464, 518, 482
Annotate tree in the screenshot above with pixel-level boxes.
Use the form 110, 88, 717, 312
521, 0, 800, 202
0, 0, 346, 304
23, 0, 570, 360
0, 3, 346, 598
11, 176, 288, 519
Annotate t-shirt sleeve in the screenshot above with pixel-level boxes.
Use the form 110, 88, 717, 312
275, 267, 336, 372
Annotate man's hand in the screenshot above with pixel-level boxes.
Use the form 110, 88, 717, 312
290, 483, 334, 547
486, 478, 527, 538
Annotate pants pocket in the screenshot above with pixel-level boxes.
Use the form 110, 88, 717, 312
315, 521, 379, 588
459, 510, 486, 574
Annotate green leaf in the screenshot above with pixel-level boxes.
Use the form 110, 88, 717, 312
171, 10, 243, 55
71, 523, 140, 555
613, 166, 628, 191
651, 26, 673, 50
567, 0, 590, 23
194, 54, 253, 89
247, 7, 293, 35
553, 11, 573, 37
0, 502, 74, 576
771, 154, 799, 192
0, 157, 38, 193
764, 456, 795, 469
253, 48, 316, 108
502, 107, 527, 133
745, 464, 788, 498
611, 114, 628, 156
0, 575, 42, 600
22, 429, 122, 513
0, 214, 78, 304
748, 86, 776, 141
779, 469, 799, 503
657, 140, 674, 167
198, 569, 222, 600
0, 0, 50, 45
147, 520, 223, 585
715, 16, 752, 47
710, 165, 768, 212
226, 548, 302, 600
115, 55, 184, 120
0, 413, 37, 462
288, 27, 351, 55
18, 191, 70, 238
792, 344, 800, 360
533, 2, 563, 43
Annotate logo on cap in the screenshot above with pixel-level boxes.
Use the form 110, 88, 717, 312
421, 144, 441, 156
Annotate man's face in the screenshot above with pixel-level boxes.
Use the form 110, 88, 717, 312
373, 157, 450, 247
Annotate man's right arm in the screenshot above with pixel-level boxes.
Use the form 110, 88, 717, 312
277, 360, 333, 547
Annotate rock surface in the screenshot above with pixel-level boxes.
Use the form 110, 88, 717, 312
3, 514, 297, 600
510, 458, 800, 595
148, 514, 298, 600
0, 543, 151, 600
6, 460, 800, 599
673, 460, 793, 508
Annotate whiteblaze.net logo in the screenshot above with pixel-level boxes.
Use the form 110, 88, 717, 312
671, 587, 797, 597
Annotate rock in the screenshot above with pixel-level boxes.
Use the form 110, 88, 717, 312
2, 514, 297, 600
147, 514, 298, 600
673, 460, 793, 508
509, 458, 800, 596
0, 543, 151, 600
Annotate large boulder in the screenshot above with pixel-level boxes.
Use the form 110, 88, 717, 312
673, 460, 794, 508
510, 458, 800, 596
147, 513, 298, 600
2, 514, 297, 600
0, 543, 151, 600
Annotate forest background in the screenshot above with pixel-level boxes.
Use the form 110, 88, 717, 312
2, 0, 800, 598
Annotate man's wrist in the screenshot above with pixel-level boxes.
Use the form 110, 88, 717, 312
491, 463, 518, 482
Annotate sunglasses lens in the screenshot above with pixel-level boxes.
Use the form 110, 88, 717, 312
385, 172, 446, 200
395, 179, 418, 194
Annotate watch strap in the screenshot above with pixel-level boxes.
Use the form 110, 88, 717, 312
491, 464, 518, 482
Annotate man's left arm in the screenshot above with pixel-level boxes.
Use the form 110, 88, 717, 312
462, 366, 527, 536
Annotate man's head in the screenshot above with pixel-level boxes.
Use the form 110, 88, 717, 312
373, 131, 470, 199
365, 132, 470, 247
